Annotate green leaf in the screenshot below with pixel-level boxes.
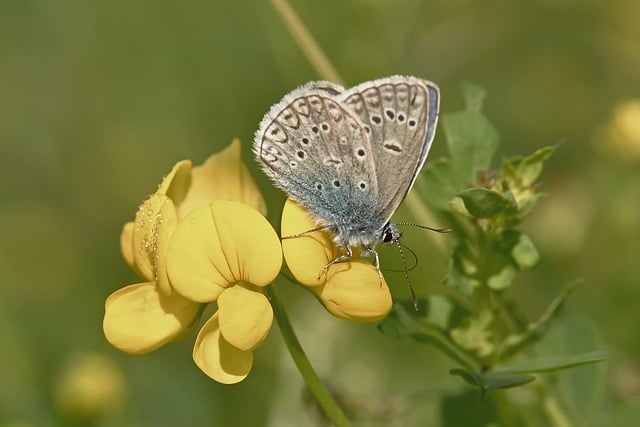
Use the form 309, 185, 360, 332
444, 261, 479, 296
444, 242, 481, 295
498, 280, 582, 358
451, 310, 495, 357
377, 303, 478, 371
460, 81, 487, 113
424, 294, 455, 330
376, 312, 406, 339
486, 264, 518, 290
450, 368, 536, 400
443, 110, 499, 188
504, 145, 557, 187
514, 191, 546, 221
418, 84, 498, 214
510, 233, 539, 268
417, 158, 457, 211
495, 350, 608, 373
450, 368, 483, 387
376, 297, 429, 338
455, 188, 514, 218
536, 315, 607, 426
448, 195, 471, 217
381, 295, 468, 332
482, 371, 537, 392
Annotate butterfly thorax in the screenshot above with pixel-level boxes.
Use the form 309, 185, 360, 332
332, 220, 401, 253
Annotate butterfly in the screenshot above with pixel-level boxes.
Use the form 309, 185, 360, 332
253, 75, 440, 289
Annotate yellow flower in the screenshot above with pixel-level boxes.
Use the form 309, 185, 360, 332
166, 200, 282, 384
103, 139, 266, 355
280, 199, 392, 322
53, 353, 125, 421
597, 99, 640, 162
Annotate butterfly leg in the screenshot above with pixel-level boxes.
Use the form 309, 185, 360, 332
363, 247, 384, 286
282, 225, 333, 240
317, 246, 353, 280
373, 250, 384, 286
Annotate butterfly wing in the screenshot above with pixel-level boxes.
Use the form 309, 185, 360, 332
340, 76, 440, 223
253, 81, 380, 230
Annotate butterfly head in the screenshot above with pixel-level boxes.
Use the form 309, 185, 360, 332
380, 222, 401, 245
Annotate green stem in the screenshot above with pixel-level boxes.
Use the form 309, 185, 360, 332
269, 0, 344, 84
536, 384, 574, 427
266, 284, 352, 427
394, 303, 481, 371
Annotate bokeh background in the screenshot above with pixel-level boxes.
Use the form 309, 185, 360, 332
1, 0, 639, 425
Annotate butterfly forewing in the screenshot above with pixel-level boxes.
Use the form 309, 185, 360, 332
340, 76, 440, 223
254, 82, 379, 226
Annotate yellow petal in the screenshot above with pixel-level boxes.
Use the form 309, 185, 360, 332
320, 261, 392, 322
166, 203, 229, 302
193, 312, 253, 384
218, 285, 273, 351
131, 194, 178, 283
103, 282, 201, 354
157, 159, 193, 196
167, 201, 282, 302
281, 199, 337, 287
174, 139, 267, 220
154, 199, 179, 295
119, 222, 139, 275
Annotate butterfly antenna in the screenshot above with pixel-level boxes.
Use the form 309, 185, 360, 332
395, 240, 419, 311
399, 242, 419, 271
398, 222, 452, 233
381, 243, 418, 273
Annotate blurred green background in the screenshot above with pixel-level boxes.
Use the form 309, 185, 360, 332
1, 0, 639, 425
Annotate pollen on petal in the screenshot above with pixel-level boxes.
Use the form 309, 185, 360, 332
193, 313, 253, 384
281, 199, 337, 287
218, 285, 273, 351
103, 282, 201, 354
167, 201, 282, 302
320, 261, 392, 322
132, 194, 177, 283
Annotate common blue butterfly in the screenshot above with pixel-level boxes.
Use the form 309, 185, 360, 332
253, 75, 440, 287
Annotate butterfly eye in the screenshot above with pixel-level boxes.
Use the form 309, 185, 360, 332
383, 228, 394, 243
